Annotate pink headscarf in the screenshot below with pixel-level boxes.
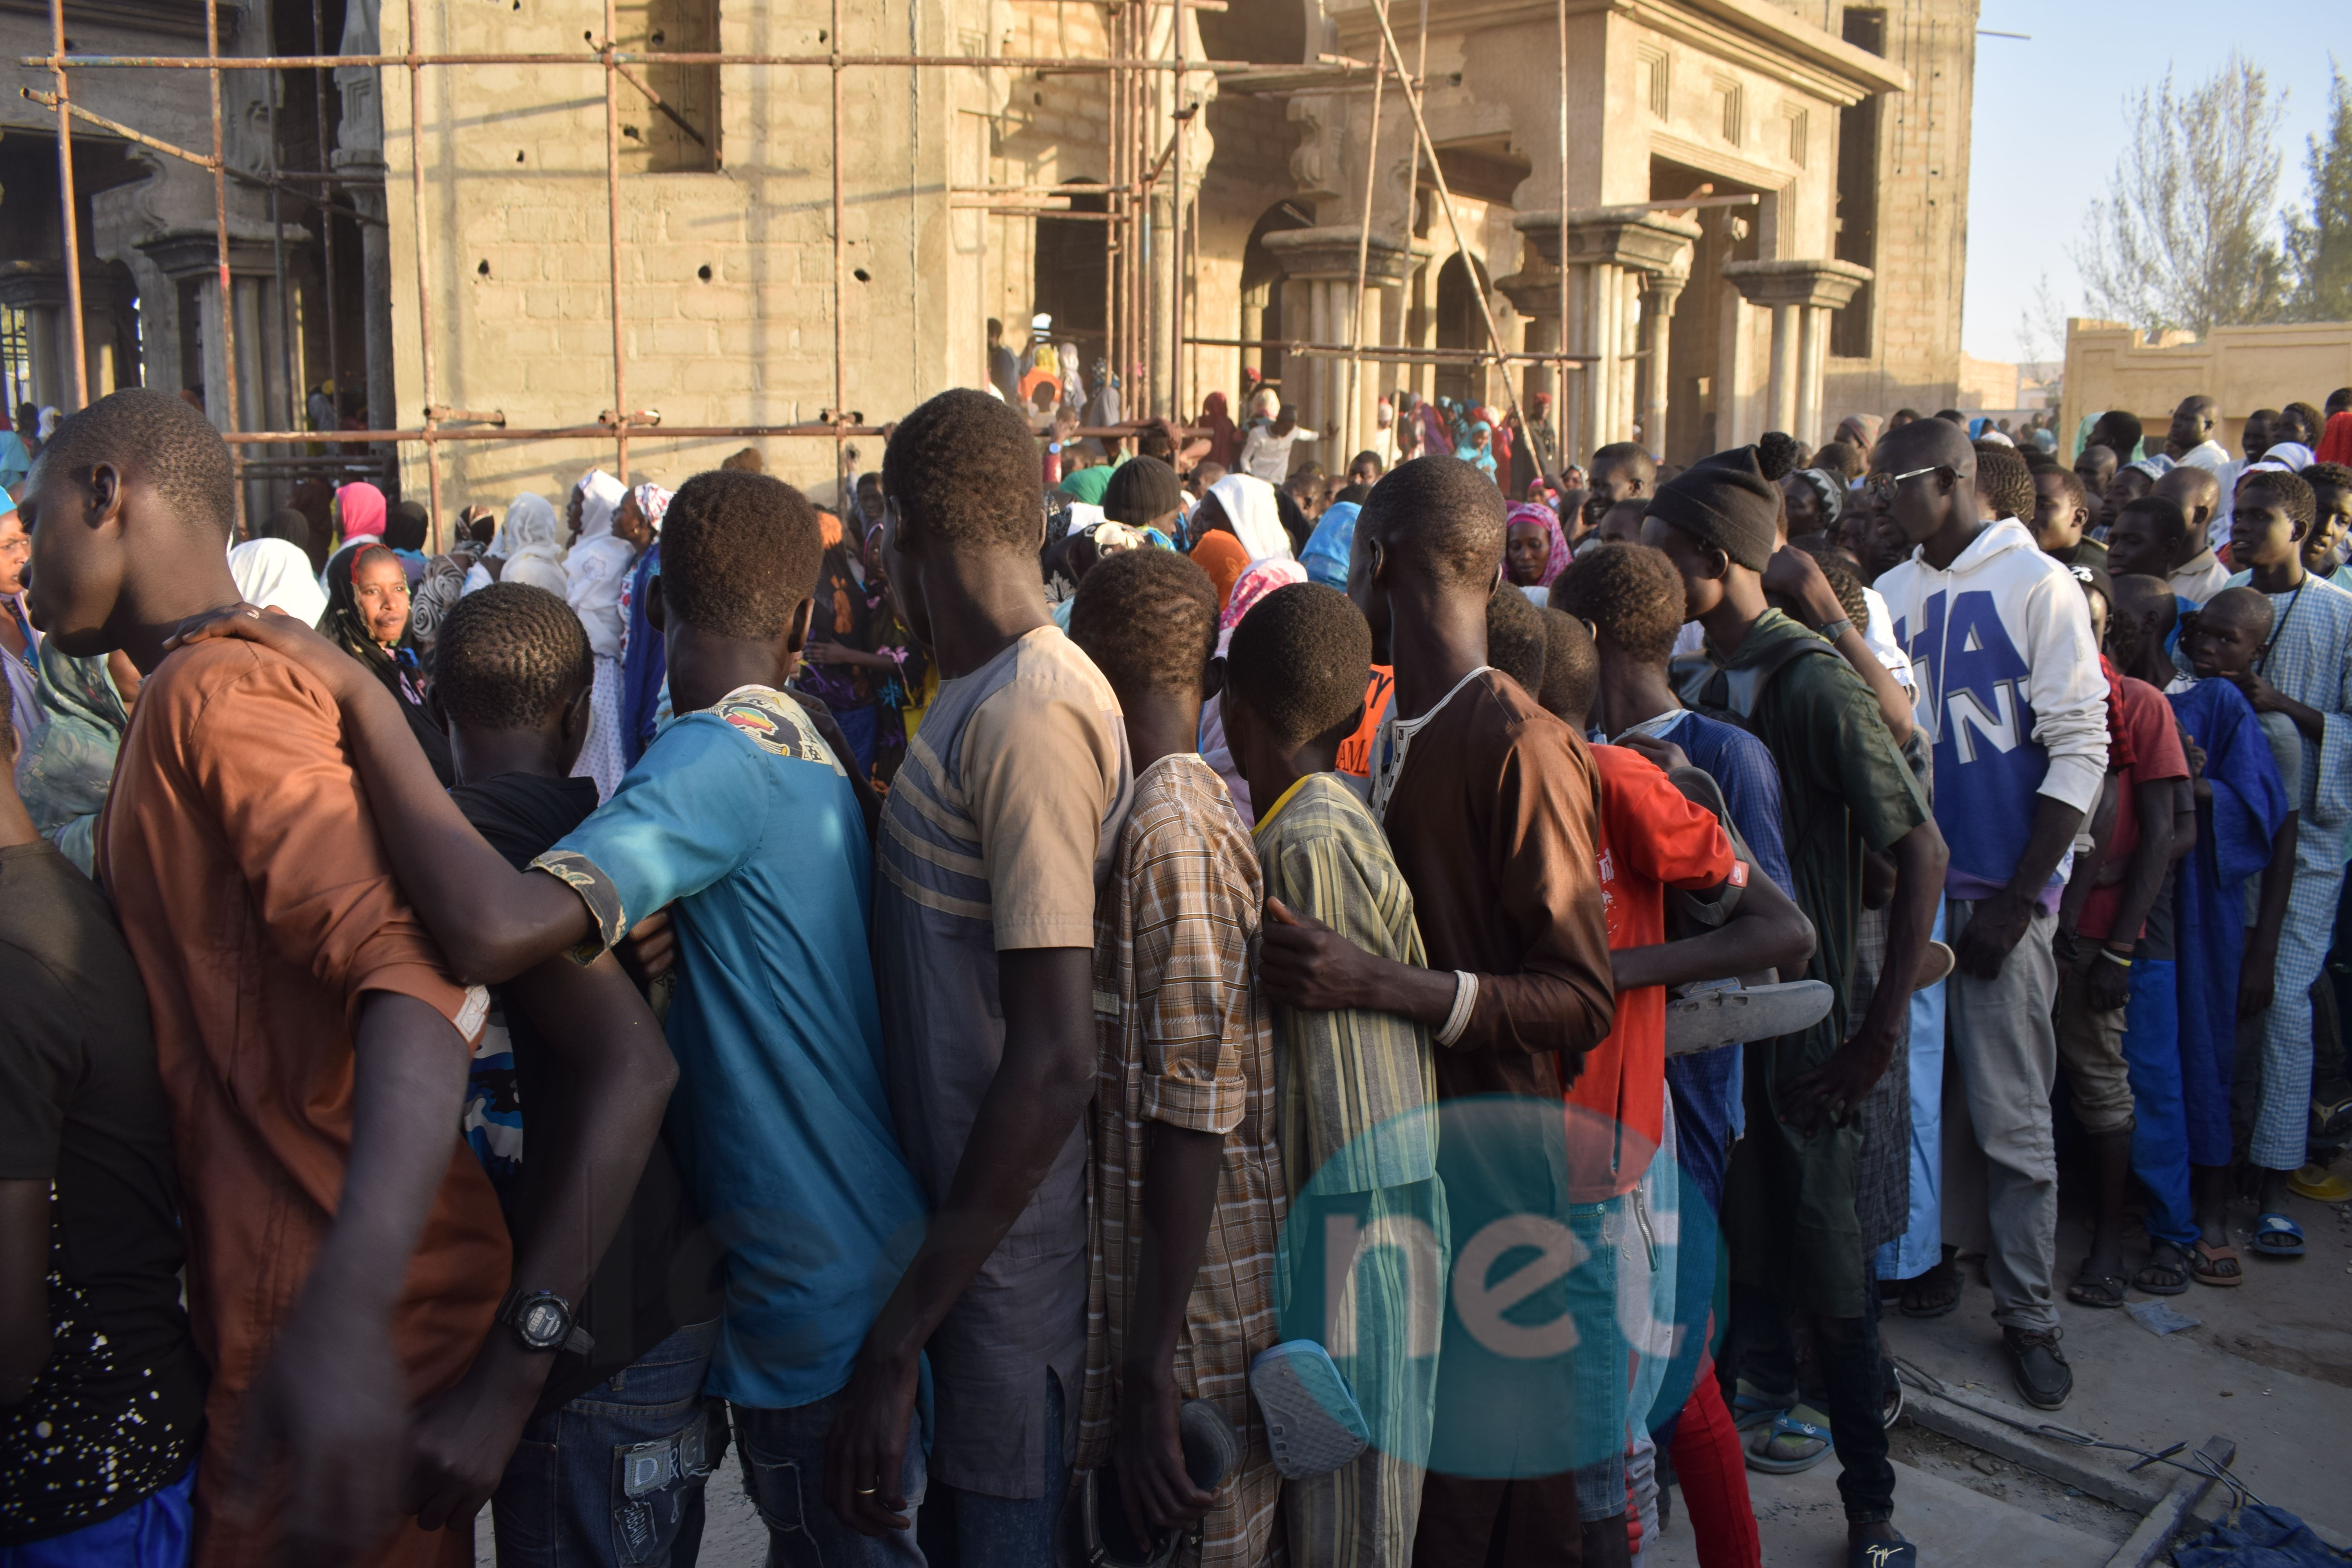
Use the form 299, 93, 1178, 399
1508, 501, 1572, 587
336, 481, 387, 542
1216, 557, 1309, 652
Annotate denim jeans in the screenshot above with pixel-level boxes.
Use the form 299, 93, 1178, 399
1727, 1279, 1894, 1522
1566, 1194, 1629, 1523
913, 1373, 1065, 1568
491, 1319, 721, 1568
733, 1390, 926, 1566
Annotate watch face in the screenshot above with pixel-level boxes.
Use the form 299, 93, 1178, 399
520, 1299, 566, 1347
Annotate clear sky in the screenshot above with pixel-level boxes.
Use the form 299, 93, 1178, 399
1960, 2, 2343, 364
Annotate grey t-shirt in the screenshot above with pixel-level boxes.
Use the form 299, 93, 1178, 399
871, 625, 1131, 1497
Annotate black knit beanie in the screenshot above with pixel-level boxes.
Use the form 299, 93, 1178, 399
1101, 455, 1185, 527
1645, 446, 1780, 572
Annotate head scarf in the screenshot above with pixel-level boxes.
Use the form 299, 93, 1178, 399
229, 537, 330, 625
1416, 399, 1451, 459
573, 470, 628, 544
318, 543, 414, 677
1199, 391, 1240, 470
1190, 529, 1251, 615
1299, 500, 1361, 590
2245, 441, 2313, 475
335, 481, 387, 543
1455, 422, 1497, 476
1059, 344, 1086, 408
1058, 465, 1114, 506
1507, 501, 1572, 587
1250, 387, 1282, 423
1216, 557, 1310, 651
2124, 454, 2176, 483
1835, 413, 1883, 454
1791, 468, 1845, 528
407, 554, 471, 650
1205, 471, 1292, 563
489, 492, 571, 595
2316, 410, 2352, 467
630, 481, 674, 534
37, 406, 60, 441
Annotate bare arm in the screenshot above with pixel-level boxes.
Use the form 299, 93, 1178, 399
1764, 547, 1914, 745
2058, 773, 2121, 939
1116, 1124, 1224, 1534
404, 953, 677, 1530
1609, 866, 1815, 992
0, 1180, 47, 1402
826, 945, 1098, 1535
231, 990, 476, 1564
1955, 796, 2084, 981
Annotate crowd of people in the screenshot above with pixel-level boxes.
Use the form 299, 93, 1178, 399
3, 372, 2350, 1568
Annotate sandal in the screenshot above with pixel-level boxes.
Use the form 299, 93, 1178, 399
1730, 1379, 1793, 1433
2250, 1213, 2305, 1258
1747, 1405, 1835, 1474
2065, 1263, 2129, 1309
2190, 1241, 2244, 1286
2134, 1241, 2191, 1296
2288, 1163, 2352, 1203
1898, 1260, 1961, 1318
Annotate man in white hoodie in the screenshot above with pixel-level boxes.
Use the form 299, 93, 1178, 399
1871, 418, 2109, 1412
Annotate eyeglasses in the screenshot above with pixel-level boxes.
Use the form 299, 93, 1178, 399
1866, 464, 1951, 503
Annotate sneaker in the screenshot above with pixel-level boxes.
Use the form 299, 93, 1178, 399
1664, 980, 1834, 1055
2003, 1326, 2073, 1410
1250, 1341, 1369, 1479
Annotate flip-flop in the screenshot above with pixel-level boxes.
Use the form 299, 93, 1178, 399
2190, 1241, 2244, 1286
1664, 980, 1835, 1055
2134, 1241, 2191, 1296
2065, 1266, 2129, 1308
1898, 1263, 1962, 1318
2288, 1163, 2352, 1203
1912, 940, 1956, 991
1730, 1380, 1793, 1432
1746, 1406, 1835, 1474
2250, 1213, 2305, 1258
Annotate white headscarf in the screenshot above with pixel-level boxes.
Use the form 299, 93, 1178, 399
467, 491, 570, 596
566, 470, 640, 658
228, 537, 330, 625
1206, 471, 1292, 564
2246, 441, 2314, 475
1059, 343, 1086, 409
36, 406, 60, 441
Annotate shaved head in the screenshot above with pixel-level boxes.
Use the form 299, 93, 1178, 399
2200, 585, 2273, 637
2155, 465, 2219, 518
2112, 572, 2176, 640
1874, 414, 1977, 477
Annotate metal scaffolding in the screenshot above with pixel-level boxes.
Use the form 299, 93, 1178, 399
20, 0, 1591, 540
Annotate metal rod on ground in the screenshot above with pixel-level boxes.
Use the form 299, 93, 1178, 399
48, 0, 86, 410
2103, 1437, 2234, 1568
830, 0, 846, 486
310, 0, 341, 436
407, 0, 441, 539
603, 0, 627, 487
1363, 0, 1531, 468
1343, 0, 1388, 464
208, 0, 242, 534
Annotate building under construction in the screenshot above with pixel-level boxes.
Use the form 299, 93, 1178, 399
2, 0, 1978, 529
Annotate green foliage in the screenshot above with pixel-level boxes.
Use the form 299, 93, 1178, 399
2284, 68, 2352, 323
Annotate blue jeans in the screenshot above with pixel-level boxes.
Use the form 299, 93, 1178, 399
1566, 1194, 1629, 1524
733, 1390, 926, 1566
491, 1319, 720, 1568
913, 1373, 1065, 1568
0, 1461, 193, 1568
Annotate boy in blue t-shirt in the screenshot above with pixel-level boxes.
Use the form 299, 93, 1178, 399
182, 468, 931, 1561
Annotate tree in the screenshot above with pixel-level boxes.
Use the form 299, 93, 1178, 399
2284, 67, 2352, 323
2073, 54, 2288, 338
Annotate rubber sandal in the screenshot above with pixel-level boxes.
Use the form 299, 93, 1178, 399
1912, 940, 1955, 991
2250, 1213, 2306, 1258
1730, 1379, 1792, 1433
1898, 1263, 1961, 1318
1850, 1538, 1918, 1568
2065, 1266, 2129, 1308
2190, 1241, 2244, 1286
1250, 1340, 1368, 1479
1746, 1406, 1835, 1474
2288, 1163, 2352, 1202
2134, 1241, 2191, 1296
1664, 979, 1834, 1055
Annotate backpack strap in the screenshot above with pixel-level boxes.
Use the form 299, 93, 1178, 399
1680, 634, 1843, 721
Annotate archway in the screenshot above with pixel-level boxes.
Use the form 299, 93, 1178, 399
1240, 201, 1308, 401
1033, 181, 1109, 364
1434, 250, 1491, 408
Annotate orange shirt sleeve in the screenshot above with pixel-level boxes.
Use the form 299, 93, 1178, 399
1610, 750, 1737, 892
176, 644, 479, 1040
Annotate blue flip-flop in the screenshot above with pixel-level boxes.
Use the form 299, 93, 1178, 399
2250, 1213, 2305, 1258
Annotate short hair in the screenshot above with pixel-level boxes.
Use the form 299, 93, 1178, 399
661, 469, 823, 638
2117, 494, 2189, 549
2097, 410, 2144, 455
720, 446, 764, 472
1756, 431, 1808, 482
386, 500, 430, 553
2284, 401, 2325, 443
1588, 442, 1656, 485
1551, 543, 1684, 665
1796, 539, 1870, 627
2039, 466, 2088, 512
1814, 440, 1865, 480
986, 316, 1003, 336
2237, 470, 2316, 534
1350, 450, 1384, 475
1223, 581, 1372, 749
2327, 387, 2352, 416
1334, 481, 1372, 506
1892, 407, 1922, 421
37, 387, 234, 539
1973, 441, 2035, 523
1486, 583, 1548, 694
2156, 465, 2220, 514
884, 388, 1044, 553
1935, 408, 1969, 425
1537, 607, 1597, 727
1067, 546, 1218, 697
1358, 456, 1507, 589
2302, 460, 2352, 495
432, 583, 593, 731
2201, 584, 2274, 636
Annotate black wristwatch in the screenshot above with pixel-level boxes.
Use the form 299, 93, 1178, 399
496, 1289, 595, 1356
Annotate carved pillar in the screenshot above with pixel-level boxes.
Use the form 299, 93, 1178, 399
1513, 207, 1697, 466
1722, 260, 1873, 449
1264, 227, 1410, 469
1637, 270, 1686, 460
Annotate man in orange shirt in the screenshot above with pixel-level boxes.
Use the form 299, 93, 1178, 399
23, 390, 509, 1568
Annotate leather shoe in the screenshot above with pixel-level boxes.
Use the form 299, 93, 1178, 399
2004, 1325, 2073, 1410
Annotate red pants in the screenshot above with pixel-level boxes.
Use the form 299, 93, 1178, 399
1666, 1360, 1760, 1568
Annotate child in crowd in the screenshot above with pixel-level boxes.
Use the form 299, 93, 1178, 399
176, 466, 935, 1562
2050, 565, 2190, 1306
1221, 579, 1444, 1566
2302, 462, 2352, 589
2032, 466, 2105, 571
1648, 446, 1944, 1563
427, 583, 726, 1561
2154, 467, 2229, 588
1067, 547, 1284, 1565
2210, 473, 2352, 1257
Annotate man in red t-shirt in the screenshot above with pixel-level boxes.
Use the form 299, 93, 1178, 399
2054, 564, 2189, 1306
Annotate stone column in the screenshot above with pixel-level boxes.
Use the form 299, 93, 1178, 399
1637, 270, 1686, 460
1722, 260, 1873, 448
1265, 227, 1410, 473
1516, 207, 1699, 466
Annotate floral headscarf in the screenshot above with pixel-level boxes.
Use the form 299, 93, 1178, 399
630, 481, 674, 534
408, 553, 471, 650
1507, 501, 1572, 587
1216, 557, 1310, 652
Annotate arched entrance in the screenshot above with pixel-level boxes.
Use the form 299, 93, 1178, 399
1033, 181, 1109, 364
1240, 201, 1308, 402
1434, 250, 1491, 408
